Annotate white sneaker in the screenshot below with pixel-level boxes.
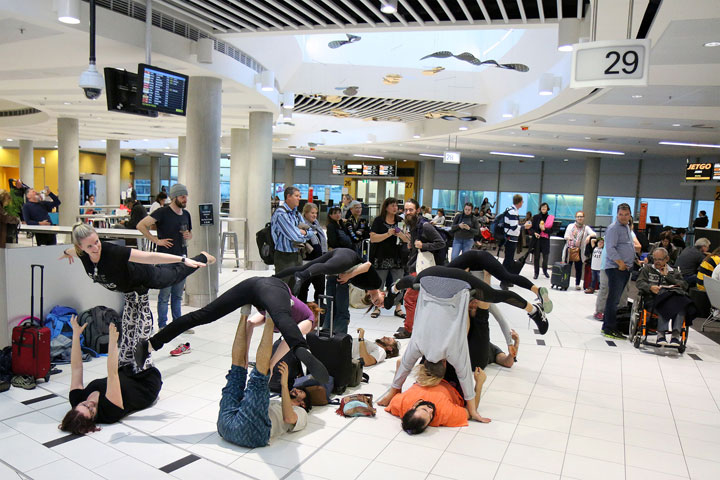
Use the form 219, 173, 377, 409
186, 329, 195, 334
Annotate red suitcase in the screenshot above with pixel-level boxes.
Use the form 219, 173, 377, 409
11, 264, 51, 382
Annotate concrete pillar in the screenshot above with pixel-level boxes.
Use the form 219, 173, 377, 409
283, 158, 294, 187
421, 159, 435, 207
582, 157, 601, 226
177, 135, 186, 185
19, 139, 34, 190
247, 111, 273, 269
57, 118, 79, 228
150, 155, 161, 196
230, 128, 250, 247
184, 77, 221, 306
106, 139, 121, 204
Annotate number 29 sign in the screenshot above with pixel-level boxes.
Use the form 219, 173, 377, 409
570, 39, 650, 88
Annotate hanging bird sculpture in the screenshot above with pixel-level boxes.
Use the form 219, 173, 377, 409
419, 51, 529, 72
328, 34, 361, 49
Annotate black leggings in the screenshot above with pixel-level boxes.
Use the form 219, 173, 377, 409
149, 277, 306, 352
571, 260, 583, 286
126, 253, 208, 293
530, 237, 550, 276
274, 248, 382, 291
447, 250, 535, 291
395, 266, 529, 310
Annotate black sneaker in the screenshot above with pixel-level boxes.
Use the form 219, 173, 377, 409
0, 380, 9, 393
656, 334, 668, 346
529, 305, 549, 335
384, 289, 398, 310
134, 338, 150, 369
670, 337, 681, 346
295, 347, 329, 384
602, 329, 627, 340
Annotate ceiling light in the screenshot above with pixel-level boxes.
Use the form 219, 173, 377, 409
704, 41, 720, 47
163, 153, 176, 156
6, 138, 13, 141
567, 147, 625, 155
353, 154, 384, 159
63, 102, 71, 105
631, 94, 643, 99
458, 125, 468, 131
290, 154, 315, 159
502, 101, 518, 118
672, 123, 681, 127
143, 139, 149, 141
282, 92, 295, 109
538, 73, 559, 96
380, 0, 398, 14
295, 157, 307, 167
557, 18, 581, 52
584, 136, 591, 140
568, 118, 576, 122
259, 70, 274, 92
419, 153, 443, 158
658, 141, 720, 149
490, 151, 535, 158
57, 0, 80, 24
413, 134, 421, 139
563, 158, 569, 162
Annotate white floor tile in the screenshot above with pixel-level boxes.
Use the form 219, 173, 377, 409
356, 460, 428, 480
3, 411, 69, 444
561, 454, 625, 480
296, 449, 370, 480
569, 417, 624, 444
393, 424, 459, 450
519, 410, 573, 433
566, 434, 624, 464
227, 456, 289, 480
525, 395, 576, 417
495, 463, 560, 480
170, 458, 252, 480
625, 466, 689, 480
242, 439, 316, 469
154, 416, 216, 445
0, 433, 62, 471
430, 451, 498, 480
375, 439, 444, 473
52, 435, 126, 469
685, 456, 720, 480
324, 430, 392, 460
445, 432, 508, 462
502, 443, 565, 475
462, 419, 517, 442
511, 425, 569, 452
95, 455, 174, 480
625, 444, 689, 478
27, 458, 104, 480
281, 422, 340, 447
108, 432, 188, 468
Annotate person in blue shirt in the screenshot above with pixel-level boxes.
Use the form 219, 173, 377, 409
601, 203, 636, 339
22, 187, 61, 245
272, 186, 309, 289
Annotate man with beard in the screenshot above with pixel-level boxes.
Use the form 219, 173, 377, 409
137, 183, 194, 330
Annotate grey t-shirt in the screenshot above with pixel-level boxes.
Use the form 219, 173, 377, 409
267, 400, 307, 441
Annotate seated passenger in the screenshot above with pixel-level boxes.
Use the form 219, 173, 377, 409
355, 328, 399, 366
696, 246, 720, 291
636, 247, 689, 346
217, 315, 310, 448
675, 238, 710, 286
648, 231, 679, 264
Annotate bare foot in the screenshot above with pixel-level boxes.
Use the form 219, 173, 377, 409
201, 251, 217, 264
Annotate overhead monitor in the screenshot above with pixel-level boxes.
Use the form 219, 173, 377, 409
331, 164, 345, 175
138, 63, 189, 116
685, 160, 713, 181
104, 67, 158, 118
363, 164, 378, 176
378, 165, 396, 176
346, 164, 363, 176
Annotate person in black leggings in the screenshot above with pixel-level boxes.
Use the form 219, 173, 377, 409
447, 250, 552, 313
134, 276, 329, 383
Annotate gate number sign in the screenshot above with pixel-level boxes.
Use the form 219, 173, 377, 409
570, 39, 651, 88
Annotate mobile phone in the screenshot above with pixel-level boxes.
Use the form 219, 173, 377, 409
394, 227, 402, 233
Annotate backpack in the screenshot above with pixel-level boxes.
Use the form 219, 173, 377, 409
416, 218, 450, 266
44, 305, 80, 362
256, 222, 275, 265
79, 306, 120, 354
491, 209, 509, 240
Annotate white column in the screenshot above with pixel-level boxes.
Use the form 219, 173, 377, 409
184, 77, 221, 306
583, 157, 601, 226
230, 128, 249, 247
283, 158, 294, 187
177, 135, 186, 185
150, 155, 161, 196
106, 139, 121, 204
247, 111, 273, 270
421, 158, 435, 207
19, 139, 34, 190
57, 118, 79, 228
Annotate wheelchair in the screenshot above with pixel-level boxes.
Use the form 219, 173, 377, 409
628, 295, 689, 354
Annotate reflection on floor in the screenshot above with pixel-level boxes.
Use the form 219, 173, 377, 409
2, 263, 720, 480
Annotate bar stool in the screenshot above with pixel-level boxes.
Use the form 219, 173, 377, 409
220, 231, 240, 272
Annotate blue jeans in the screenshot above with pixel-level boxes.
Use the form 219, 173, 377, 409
323, 276, 350, 335
602, 268, 630, 332
157, 278, 186, 328
591, 270, 600, 290
217, 365, 272, 448
451, 237, 474, 260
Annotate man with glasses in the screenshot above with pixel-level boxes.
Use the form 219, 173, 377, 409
601, 204, 635, 339
564, 211, 596, 290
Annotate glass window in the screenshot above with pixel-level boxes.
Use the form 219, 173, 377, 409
640, 198, 692, 227
133, 179, 151, 202
498, 192, 539, 216
310, 185, 343, 205
696, 200, 713, 224
596, 196, 635, 217
432, 190, 458, 212
541, 194, 584, 220
458, 191, 498, 211
272, 183, 285, 200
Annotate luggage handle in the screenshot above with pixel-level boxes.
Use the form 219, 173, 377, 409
362, 239, 371, 262
318, 291, 334, 337
30, 264, 44, 326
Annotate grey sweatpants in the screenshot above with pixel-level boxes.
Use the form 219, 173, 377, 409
595, 269, 630, 313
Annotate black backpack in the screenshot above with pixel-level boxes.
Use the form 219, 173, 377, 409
78, 306, 120, 354
256, 222, 275, 265
491, 209, 509, 241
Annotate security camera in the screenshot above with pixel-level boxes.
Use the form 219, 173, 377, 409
78, 63, 104, 100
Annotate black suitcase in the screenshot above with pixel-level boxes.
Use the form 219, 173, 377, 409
551, 262, 571, 290
306, 293, 353, 394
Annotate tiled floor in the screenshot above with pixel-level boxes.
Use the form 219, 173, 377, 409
3, 260, 720, 480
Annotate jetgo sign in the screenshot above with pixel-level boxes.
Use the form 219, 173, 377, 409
686, 161, 713, 181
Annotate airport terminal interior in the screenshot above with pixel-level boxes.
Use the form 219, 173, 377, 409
1, 1, 720, 479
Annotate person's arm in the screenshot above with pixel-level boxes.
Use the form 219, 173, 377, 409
389, 341, 421, 392
136, 215, 172, 248
127, 248, 205, 267
370, 226, 394, 243
338, 261, 371, 284
274, 210, 309, 243
468, 216, 480, 236
104, 323, 123, 409
356, 329, 377, 366
635, 266, 653, 295
419, 223, 446, 252
604, 226, 623, 267
69, 315, 86, 390
278, 362, 298, 425
393, 273, 419, 292
488, 304, 513, 345
45, 191, 61, 209
450, 214, 462, 233
21, 203, 38, 225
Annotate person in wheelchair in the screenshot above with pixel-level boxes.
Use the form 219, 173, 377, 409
635, 247, 689, 346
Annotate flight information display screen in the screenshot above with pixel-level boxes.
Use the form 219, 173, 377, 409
378, 165, 396, 176
331, 164, 346, 175
138, 63, 189, 116
363, 164, 379, 176
346, 164, 363, 176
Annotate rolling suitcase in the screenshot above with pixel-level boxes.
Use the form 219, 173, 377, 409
12, 264, 51, 382
306, 293, 353, 394
550, 262, 571, 290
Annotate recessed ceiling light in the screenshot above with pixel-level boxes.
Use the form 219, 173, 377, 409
658, 141, 720, 149
6, 138, 13, 141
412, 134, 421, 139
671, 123, 681, 127
584, 136, 591, 140
567, 147, 625, 155
380, 0, 398, 14
63, 102, 71, 105
458, 126, 468, 131
704, 41, 720, 47
568, 118, 576, 122
143, 139, 149, 141
353, 154, 384, 159
631, 94, 643, 99
419, 153, 444, 158
563, 158, 569, 162
489, 151, 535, 158
479, 159, 484, 162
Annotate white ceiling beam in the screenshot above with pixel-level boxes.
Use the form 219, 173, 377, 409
298, 0, 345, 27
557, 0, 563, 19
265, 0, 315, 29
495, 0, 509, 23
317, 0, 357, 26
437, 0, 456, 23
246, 0, 301, 29
457, 0, 474, 24
185, 0, 256, 31
339, 0, 376, 27
205, 0, 269, 30
476, 1, 493, 25
393, 12, 408, 26
284, 0, 328, 26
226, 0, 287, 30
162, 0, 239, 31
359, 0, 392, 26
417, 0, 441, 24
537, 0, 545, 22
516, 0, 527, 23
153, 0, 227, 33
577, 0, 583, 18
399, 0, 424, 25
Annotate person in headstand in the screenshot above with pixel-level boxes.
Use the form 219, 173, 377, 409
217, 314, 311, 448
134, 276, 330, 383
60, 223, 214, 366
60, 316, 162, 435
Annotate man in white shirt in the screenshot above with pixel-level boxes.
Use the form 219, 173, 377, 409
217, 311, 310, 448
354, 328, 399, 366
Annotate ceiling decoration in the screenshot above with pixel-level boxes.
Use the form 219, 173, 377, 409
424, 111, 486, 122
328, 33, 361, 48
420, 51, 529, 72
293, 94, 479, 122
422, 67, 445, 76
382, 73, 402, 85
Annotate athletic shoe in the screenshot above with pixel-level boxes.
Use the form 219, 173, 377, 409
170, 343, 191, 356
670, 337, 681, 346
295, 347, 329, 384
529, 305, 549, 335
602, 329, 627, 340
593, 312, 604, 320
11, 375, 36, 390
0, 380, 10, 393
384, 289, 398, 310
186, 329, 195, 334
135, 339, 150, 368
656, 335, 668, 346
575, 285, 582, 291
537, 287, 553, 314
584, 288, 595, 294
394, 328, 411, 339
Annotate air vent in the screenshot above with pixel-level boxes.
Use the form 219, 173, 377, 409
0, 107, 41, 117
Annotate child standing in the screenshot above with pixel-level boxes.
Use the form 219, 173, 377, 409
586, 237, 604, 294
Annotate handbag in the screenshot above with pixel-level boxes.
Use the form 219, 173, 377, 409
416, 251, 436, 273
568, 247, 581, 262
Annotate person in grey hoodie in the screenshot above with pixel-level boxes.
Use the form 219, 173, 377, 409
450, 203, 480, 260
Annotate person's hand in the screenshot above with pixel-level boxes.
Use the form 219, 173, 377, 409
474, 366, 487, 385
377, 388, 399, 406
469, 411, 492, 423
414, 240, 423, 249
278, 362, 289, 382
534, 233, 540, 238
108, 322, 119, 345
70, 315, 87, 335
156, 238, 173, 248
357, 328, 365, 339
59, 249, 75, 264
338, 272, 352, 284
184, 258, 206, 269
39, 220, 51, 225
650, 285, 661, 294
181, 230, 191, 240
388, 228, 396, 236
508, 344, 518, 357
617, 261, 627, 271
510, 329, 519, 342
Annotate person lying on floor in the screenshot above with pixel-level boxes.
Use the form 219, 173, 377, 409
134, 276, 329, 383
61, 316, 162, 435
355, 328, 400, 366
217, 314, 311, 448
384, 361, 489, 434
488, 330, 520, 369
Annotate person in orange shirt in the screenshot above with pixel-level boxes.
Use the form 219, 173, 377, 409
385, 363, 490, 435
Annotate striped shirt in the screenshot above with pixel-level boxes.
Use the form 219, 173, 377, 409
503, 205, 521, 242
271, 204, 308, 253
696, 255, 719, 291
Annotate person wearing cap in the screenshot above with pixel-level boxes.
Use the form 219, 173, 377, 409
137, 183, 193, 330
